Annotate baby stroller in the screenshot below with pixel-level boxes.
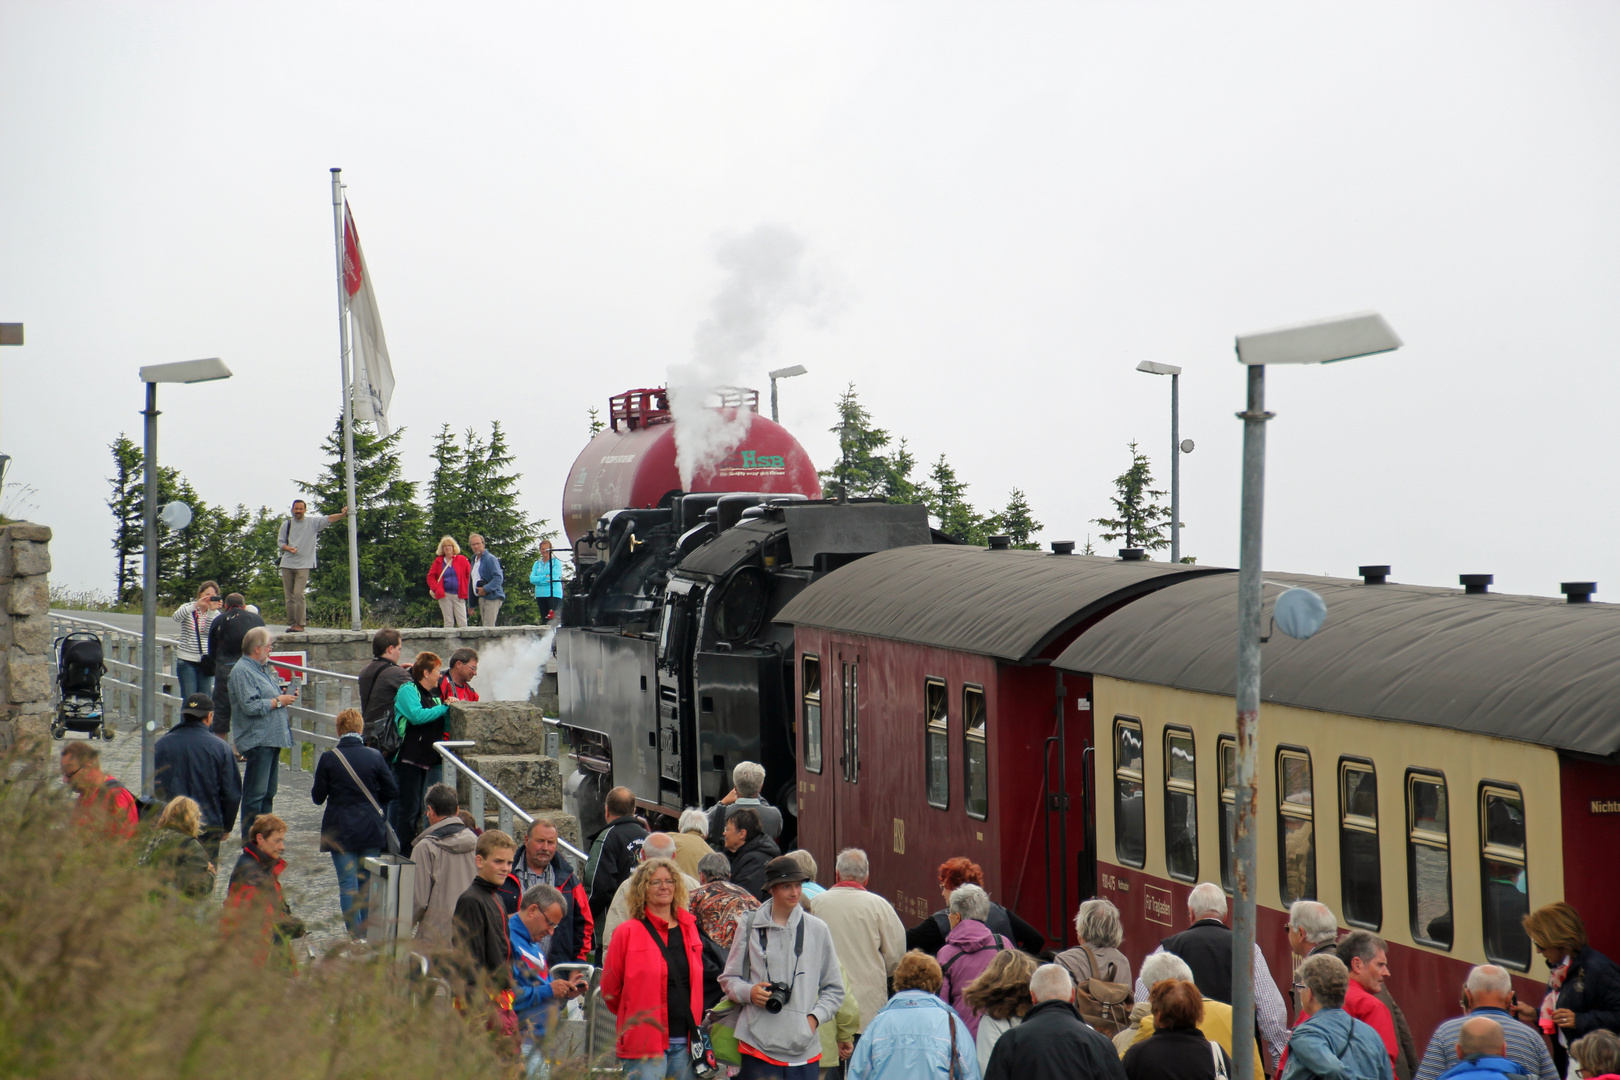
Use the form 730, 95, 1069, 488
53, 631, 111, 740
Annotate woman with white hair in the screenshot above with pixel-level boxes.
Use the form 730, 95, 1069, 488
938, 884, 1017, 1037
1055, 899, 1133, 995
672, 807, 712, 880
1115, 951, 1262, 1078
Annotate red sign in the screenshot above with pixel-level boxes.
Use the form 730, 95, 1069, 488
269, 651, 308, 685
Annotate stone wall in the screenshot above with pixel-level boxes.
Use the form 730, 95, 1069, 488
444, 701, 574, 842
0, 523, 53, 756
277, 624, 558, 711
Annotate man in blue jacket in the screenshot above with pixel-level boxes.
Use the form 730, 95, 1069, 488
469, 533, 505, 626
154, 692, 242, 866
1436, 1018, 1527, 1079
1282, 954, 1393, 1080
510, 882, 589, 1074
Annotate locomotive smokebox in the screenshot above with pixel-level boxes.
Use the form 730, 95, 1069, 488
563, 387, 823, 545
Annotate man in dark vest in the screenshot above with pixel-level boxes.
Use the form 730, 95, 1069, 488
1131, 881, 1289, 1074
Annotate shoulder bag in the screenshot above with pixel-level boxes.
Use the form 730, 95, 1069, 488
192, 610, 215, 677
1072, 943, 1133, 1036
641, 916, 721, 1079
947, 1010, 961, 1080
330, 743, 402, 856
1209, 1039, 1229, 1080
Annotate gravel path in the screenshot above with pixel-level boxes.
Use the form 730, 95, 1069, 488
89, 719, 350, 955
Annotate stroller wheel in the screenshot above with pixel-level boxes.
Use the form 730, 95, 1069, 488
51, 723, 65, 740
101, 725, 116, 741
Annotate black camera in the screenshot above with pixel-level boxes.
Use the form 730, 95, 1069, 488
763, 981, 793, 1014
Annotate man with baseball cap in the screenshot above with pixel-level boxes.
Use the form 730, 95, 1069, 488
720, 855, 846, 1080
154, 692, 242, 865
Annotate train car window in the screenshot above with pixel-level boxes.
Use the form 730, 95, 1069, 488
926, 678, 949, 809
1114, 717, 1146, 868
964, 686, 988, 821
1218, 736, 1236, 893
802, 655, 822, 775
1406, 770, 1454, 949
842, 662, 860, 784
1164, 728, 1197, 882
1480, 783, 1531, 970
1277, 748, 1317, 905
1338, 759, 1382, 930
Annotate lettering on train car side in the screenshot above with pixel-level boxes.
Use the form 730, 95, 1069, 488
1592, 800, 1620, 814
893, 818, 906, 854
1144, 884, 1174, 926
1100, 871, 1131, 894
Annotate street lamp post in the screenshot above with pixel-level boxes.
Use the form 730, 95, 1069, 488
767, 364, 807, 423
137, 358, 232, 796
1136, 361, 1186, 561
1225, 312, 1400, 1080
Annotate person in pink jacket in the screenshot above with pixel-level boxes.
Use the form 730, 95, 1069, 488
937, 885, 1015, 1039
428, 535, 472, 628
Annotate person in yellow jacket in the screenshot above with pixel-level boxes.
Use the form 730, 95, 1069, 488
1116, 951, 1263, 1080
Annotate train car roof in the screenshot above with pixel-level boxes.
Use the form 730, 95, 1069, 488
775, 546, 1228, 663
1055, 571, 1620, 756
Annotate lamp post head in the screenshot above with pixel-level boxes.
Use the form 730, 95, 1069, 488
138, 357, 232, 384
1235, 311, 1401, 366
768, 364, 808, 380
1136, 360, 1182, 376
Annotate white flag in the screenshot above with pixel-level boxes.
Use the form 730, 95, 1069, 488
342, 203, 395, 436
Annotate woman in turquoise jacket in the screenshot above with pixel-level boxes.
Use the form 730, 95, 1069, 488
390, 651, 449, 848
529, 539, 567, 621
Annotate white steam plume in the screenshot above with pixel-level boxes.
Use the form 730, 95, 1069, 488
477, 629, 556, 703
669, 224, 824, 488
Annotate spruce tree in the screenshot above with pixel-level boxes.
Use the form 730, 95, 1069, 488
107, 435, 143, 602
924, 455, 991, 545
297, 414, 426, 623
997, 488, 1043, 549
1092, 440, 1170, 554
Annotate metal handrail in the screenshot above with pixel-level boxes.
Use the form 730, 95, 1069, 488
434, 740, 588, 861
50, 611, 182, 647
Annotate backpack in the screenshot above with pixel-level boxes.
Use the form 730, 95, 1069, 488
1071, 943, 1133, 1036
104, 779, 162, 823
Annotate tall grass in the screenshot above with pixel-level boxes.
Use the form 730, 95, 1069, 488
0, 755, 517, 1079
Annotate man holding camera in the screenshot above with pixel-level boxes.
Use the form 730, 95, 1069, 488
720, 856, 846, 1080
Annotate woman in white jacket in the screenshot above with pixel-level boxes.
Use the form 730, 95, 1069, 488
172, 580, 221, 699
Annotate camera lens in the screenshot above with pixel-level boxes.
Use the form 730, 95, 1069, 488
764, 996, 783, 1014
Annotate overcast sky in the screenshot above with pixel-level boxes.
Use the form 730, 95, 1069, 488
5, 2, 1617, 601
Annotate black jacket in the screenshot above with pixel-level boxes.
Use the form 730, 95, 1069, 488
452, 876, 511, 991
985, 999, 1128, 1080
153, 718, 242, 833
1123, 1027, 1232, 1080
909, 902, 1046, 956
358, 657, 411, 747
587, 815, 649, 923
207, 606, 265, 665
311, 734, 400, 854
1559, 946, 1620, 1040
728, 832, 782, 900
1160, 919, 1236, 1004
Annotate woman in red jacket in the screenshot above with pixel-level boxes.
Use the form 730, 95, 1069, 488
427, 535, 471, 628
601, 857, 705, 1080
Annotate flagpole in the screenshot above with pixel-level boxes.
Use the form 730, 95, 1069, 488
330, 168, 363, 631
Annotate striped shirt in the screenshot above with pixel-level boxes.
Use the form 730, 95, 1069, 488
172, 601, 218, 663
1413, 1007, 1557, 1080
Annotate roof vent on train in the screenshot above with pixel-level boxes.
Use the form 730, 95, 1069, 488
988, 535, 1012, 550
1118, 548, 1147, 561
1562, 582, 1597, 604
1460, 574, 1493, 595
1359, 565, 1390, 584
1050, 540, 1076, 555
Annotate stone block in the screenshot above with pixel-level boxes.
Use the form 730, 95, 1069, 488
6, 523, 51, 542
12, 614, 49, 655
6, 577, 47, 616
459, 754, 563, 813
446, 701, 548, 755
11, 540, 50, 576
7, 653, 50, 703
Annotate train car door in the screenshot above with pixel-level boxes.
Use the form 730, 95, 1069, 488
832, 641, 866, 854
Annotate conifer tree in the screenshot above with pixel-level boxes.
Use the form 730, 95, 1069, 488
925, 455, 992, 545
1092, 440, 1170, 553
107, 435, 143, 602
997, 488, 1043, 549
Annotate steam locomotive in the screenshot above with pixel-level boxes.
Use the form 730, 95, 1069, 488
555, 388, 941, 843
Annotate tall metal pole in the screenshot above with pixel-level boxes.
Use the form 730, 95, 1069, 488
1170, 372, 1181, 564
1230, 363, 1270, 1080
331, 168, 362, 630
140, 381, 158, 796
770, 376, 779, 423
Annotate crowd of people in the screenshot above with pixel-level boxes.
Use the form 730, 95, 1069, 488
58, 659, 1620, 1080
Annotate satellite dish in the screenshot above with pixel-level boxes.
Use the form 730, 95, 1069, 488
159, 501, 193, 531
1274, 587, 1327, 640
1180, 439, 1195, 454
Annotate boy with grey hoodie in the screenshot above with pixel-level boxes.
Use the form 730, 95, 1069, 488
721, 856, 846, 1080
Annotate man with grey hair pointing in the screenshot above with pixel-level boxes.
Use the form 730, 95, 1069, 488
810, 847, 906, 1031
